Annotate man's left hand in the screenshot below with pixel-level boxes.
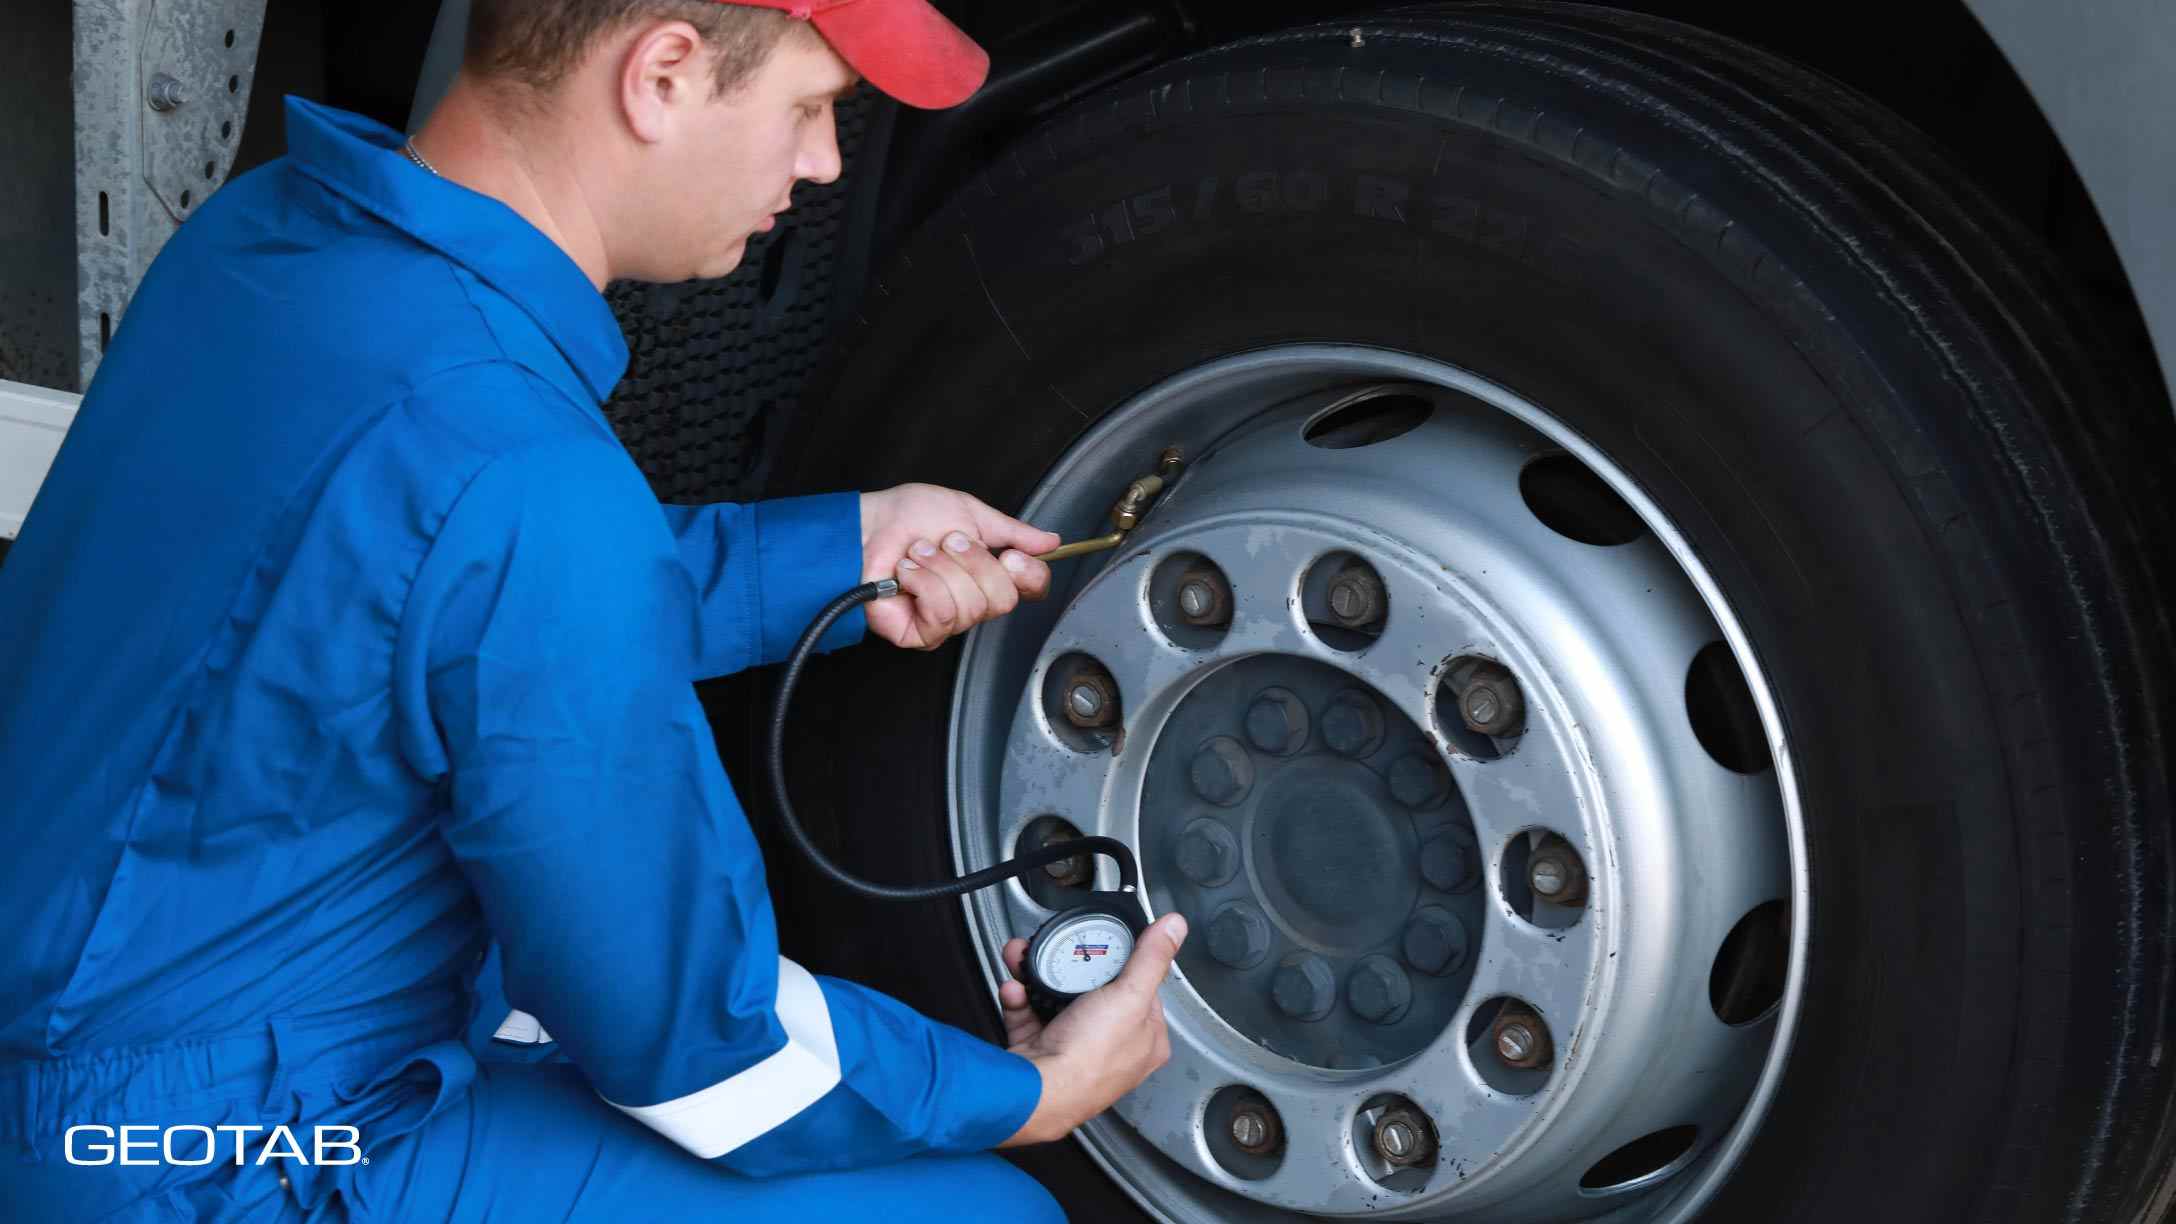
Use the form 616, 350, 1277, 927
860, 484, 1062, 650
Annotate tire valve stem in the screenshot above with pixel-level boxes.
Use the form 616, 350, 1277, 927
1033, 447, 1186, 563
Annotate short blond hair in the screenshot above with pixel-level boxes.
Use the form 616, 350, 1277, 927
466, 1, 797, 96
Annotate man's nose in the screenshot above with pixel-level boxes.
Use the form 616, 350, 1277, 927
796, 111, 844, 186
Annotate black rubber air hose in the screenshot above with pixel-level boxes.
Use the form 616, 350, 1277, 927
767, 579, 1141, 903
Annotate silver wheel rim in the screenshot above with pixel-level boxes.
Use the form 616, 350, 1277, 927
950, 345, 1809, 1222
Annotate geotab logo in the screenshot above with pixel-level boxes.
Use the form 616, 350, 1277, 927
62, 1124, 366, 1167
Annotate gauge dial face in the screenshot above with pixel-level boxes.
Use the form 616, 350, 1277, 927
1034, 914, 1135, 994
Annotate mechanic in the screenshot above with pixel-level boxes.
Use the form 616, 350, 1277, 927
0, 1, 1188, 1220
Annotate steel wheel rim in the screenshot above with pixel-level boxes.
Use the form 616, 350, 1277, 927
949, 345, 1809, 1222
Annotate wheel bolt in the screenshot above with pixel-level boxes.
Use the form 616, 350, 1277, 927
1458, 661, 1525, 738
1326, 564, 1386, 627
1387, 753, 1448, 808
1496, 1023, 1535, 1062
1243, 687, 1309, 756
1525, 836, 1588, 906
1206, 902, 1271, 969
1346, 955, 1413, 1024
1188, 736, 1254, 806
1270, 953, 1336, 1020
1320, 692, 1384, 758
1037, 820, 1092, 888
1491, 1002, 1553, 1069
1175, 819, 1239, 887
1401, 906, 1469, 976
1370, 1105, 1436, 1168
1419, 833, 1476, 893
1060, 665, 1119, 729
1229, 1100, 1281, 1155
1174, 567, 1231, 626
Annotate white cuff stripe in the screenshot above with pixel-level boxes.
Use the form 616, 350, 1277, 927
604, 957, 842, 1160
492, 1008, 554, 1046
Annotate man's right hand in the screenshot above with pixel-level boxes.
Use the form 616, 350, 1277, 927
996, 913, 1189, 1147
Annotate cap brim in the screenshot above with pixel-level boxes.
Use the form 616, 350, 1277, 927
811, 0, 989, 110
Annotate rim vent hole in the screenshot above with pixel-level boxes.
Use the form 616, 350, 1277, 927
1303, 390, 1432, 449
1520, 453, 1645, 545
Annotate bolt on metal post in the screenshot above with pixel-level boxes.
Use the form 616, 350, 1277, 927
147, 73, 188, 112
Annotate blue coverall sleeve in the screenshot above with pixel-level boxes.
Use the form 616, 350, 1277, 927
657, 495, 869, 679
394, 437, 1042, 1176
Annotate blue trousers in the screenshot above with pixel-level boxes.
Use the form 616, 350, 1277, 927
2, 1060, 1065, 1222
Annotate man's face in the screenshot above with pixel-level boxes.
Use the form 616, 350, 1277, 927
636, 26, 855, 282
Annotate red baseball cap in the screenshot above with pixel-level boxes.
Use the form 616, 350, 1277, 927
722, 0, 990, 110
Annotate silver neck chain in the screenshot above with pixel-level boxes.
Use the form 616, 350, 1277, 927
401, 138, 442, 178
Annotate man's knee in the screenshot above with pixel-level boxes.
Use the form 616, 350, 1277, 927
967, 1154, 1066, 1224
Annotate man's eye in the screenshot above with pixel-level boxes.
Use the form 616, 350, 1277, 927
799, 103, 825, 121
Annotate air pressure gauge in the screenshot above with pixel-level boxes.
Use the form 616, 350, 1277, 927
1023, 895, 1150, 1021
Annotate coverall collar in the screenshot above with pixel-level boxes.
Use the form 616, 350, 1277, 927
283, 96, 629, 404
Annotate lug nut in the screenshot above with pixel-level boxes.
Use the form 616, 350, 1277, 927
1419, 833, 1477, 893
1270, 953, 1336, 1020
1458, 661, 1525, 738
1176, 818, 1239, 887
1491, 1002, 1552, 1069
1060, 665, 1119, 730
1371, 1105, 1436, 1168
147, 73, 188, 112
1243, 687, 1310, 757
1206, 902, 1272, 969
1326, 563, 1387, 627
1037, 819, 1092, 888
1320, 692, 1385, 758
1527, 838, 1588, 906
1174, 566, 1231, 626
1387, 753, 1448, 808
1188, 736, 1254, 806
1402, 906, 1470, 976
1346, 955, 1413, 1024
1229, 1100, 1281, 1155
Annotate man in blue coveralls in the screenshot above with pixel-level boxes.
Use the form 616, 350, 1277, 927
0, 1, 1190, 1219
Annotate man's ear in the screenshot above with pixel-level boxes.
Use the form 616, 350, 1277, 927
618, 20, 706, 144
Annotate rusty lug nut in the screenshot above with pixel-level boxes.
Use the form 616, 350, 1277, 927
1174, 567, 1231, 626
1188, 736, 1254, 806
147, 73, 188, 112
1459, 661, 1526, 738
1206, 901, 1272, 969
1528, 839, 1588, 906
1326, 563, 1387, 627
1229, 1099, 1281, 1155
1061, 666, 1119, 729
1387, 753, 1448, 808
1419, 833, 1477, 893
1176, 818, 1239, 887
1372, 1106, 1437, 1167
1320, 692, 1385, 758
1037, 820, 1092, 888
1346, 955, 1413, 1025
1492, 1003, 1553, 1070
1270, 953, 1336, 1020
1244, 687, 1309, 756
1402, 906, 1470, 976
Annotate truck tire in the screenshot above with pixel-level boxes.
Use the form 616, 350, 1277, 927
766, 6, 2175, 1220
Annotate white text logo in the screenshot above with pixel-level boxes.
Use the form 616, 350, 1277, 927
62, 1124, 365, 1167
